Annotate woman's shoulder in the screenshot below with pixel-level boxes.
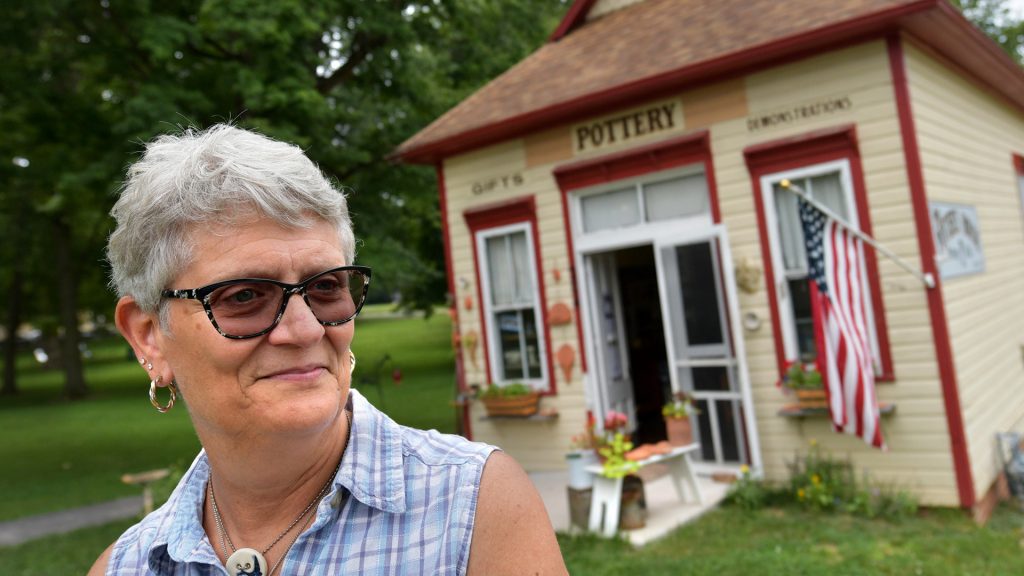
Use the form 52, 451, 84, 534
398, 424, 496, 467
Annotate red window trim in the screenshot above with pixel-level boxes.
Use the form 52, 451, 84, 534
463, 196, 556, 395
1014, 153, 1024, 175
744, 124, 895, 382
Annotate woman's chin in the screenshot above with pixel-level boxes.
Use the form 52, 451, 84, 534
250, 381, 347, 432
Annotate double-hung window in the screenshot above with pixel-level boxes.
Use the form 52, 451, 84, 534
477, 223, 547, 388
762, 160, 881, 369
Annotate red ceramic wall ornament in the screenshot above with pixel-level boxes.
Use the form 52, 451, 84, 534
548, 302, 573, 326
463, 295, 474, 311
552, 267, 561, 283
556, 344, 575, 383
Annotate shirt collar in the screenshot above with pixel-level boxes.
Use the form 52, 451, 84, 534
336, 388, 407, 514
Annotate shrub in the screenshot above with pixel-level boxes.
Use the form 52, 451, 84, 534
725, 441, 919, 521
725, 465, 772, 511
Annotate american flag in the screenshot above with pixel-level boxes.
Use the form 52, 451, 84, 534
798, 198, 885, 449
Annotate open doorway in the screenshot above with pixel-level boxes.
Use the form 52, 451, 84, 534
615, 246, 670, 446
584, 234, 752, 466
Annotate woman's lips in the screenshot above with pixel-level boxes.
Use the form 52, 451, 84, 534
262, 365, 326, 382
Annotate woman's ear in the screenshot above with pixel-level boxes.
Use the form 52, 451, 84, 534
114, 296, 168, 380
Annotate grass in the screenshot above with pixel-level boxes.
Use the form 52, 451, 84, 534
558, 504, 1024, 575
0, 305, 456, 521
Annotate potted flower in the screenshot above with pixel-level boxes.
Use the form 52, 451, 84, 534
780, 361, 826, 408
566, 414, 600, 490
662, 391, 700, 446
478, 382, 541, 417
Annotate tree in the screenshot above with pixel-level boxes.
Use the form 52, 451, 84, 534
0, 0, 568, 398
956, 0, 1024, 63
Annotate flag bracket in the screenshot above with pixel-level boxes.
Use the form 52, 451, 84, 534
780, 180, 935, 289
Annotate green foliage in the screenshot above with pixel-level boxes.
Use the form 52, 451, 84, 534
780, 361, 823, 390
0, 1, 570, 399
955, 0, 1024, 63
661, 391, 699, 418
723, 442, 919, 521
788, 442, 857, 511
724, 466, 773, 512
479, 381, 534, 398
598, 432, 640, 479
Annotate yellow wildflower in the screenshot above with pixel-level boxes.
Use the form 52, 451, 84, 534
740, 464, 750, 475
809, 438, 818, 447
812, 474, 821, 486
797, 488, 806, 500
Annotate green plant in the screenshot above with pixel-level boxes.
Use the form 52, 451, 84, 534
598, 432, 640, 479
478, 382, 534, 398
661, 391, 700, 419
780, 361, 823, 390
787, 440, 919, 520
789, 441, 856, 511
725, 465, 770, 511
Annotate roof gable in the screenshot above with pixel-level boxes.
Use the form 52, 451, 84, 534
396, 0, 1024, 164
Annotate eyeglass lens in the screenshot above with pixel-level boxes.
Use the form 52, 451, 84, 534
206, 269, 366, 337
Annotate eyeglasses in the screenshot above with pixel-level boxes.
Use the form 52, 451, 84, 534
161, 266, 371, 339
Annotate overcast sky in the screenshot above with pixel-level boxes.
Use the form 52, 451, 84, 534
1009, 0, 1024, 19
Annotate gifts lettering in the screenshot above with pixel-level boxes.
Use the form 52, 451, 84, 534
576, 103, 677, 151
471, 172, 524, 195
746, 97, 852, 131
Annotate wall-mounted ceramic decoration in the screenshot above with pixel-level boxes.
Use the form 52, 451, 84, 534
548, 302, 573, 326
552, 267, 562, 283
556, 344, 575, 383
463, 295, 474, 311
735, 257, 762, 294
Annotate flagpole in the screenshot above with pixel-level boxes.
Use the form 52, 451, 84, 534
780, 179, 936, 289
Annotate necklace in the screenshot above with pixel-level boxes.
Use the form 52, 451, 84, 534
209, 409, 352, 576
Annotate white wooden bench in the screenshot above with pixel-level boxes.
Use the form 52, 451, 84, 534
585, 443, 704, 537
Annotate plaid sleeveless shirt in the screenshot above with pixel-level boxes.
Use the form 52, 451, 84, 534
106, 389, 496, 575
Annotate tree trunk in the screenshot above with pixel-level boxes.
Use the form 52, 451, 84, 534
53, 218, 87, 399
2, 264, 21, 395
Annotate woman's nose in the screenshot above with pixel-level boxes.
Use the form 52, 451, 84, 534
266, 292, 325, 345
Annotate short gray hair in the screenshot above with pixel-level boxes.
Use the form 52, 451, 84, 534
107, 124, 355, 315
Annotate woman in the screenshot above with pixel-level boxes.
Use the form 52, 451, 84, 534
91, 125, 566, 575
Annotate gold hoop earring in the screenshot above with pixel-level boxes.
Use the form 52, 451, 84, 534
349, 351, 356, 377
149, 377, 177, 413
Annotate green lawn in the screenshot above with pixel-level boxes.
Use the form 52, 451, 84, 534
558, 504, 1024, 575
0, 306, 456, 521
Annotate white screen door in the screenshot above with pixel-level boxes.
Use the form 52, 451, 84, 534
655, 228, 753, 464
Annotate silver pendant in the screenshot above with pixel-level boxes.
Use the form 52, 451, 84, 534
226, 548, 268, 576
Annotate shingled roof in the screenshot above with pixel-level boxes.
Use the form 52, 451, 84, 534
395, 0, 1024, 163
